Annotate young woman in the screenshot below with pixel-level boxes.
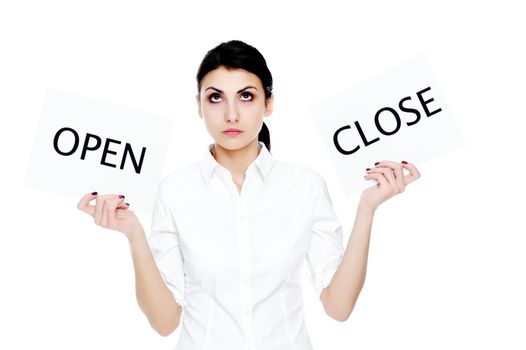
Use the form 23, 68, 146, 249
77, 40, 421, 349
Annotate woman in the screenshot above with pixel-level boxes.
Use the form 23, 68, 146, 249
77, 40, 420, 349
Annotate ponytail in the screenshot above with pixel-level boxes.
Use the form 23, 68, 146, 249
258, 121, 271, 152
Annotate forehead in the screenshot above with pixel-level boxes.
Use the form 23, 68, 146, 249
201, 66, 261, 91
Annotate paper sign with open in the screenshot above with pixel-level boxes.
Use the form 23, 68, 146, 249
25, 89, 173, 213
310, 55, 465, 196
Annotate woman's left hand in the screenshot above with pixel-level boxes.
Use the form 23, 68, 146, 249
359, 160, 421, 212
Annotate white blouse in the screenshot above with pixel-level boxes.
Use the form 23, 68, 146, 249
148, 141, 344, 350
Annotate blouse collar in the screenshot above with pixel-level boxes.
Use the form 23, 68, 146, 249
198, 141, 275, 186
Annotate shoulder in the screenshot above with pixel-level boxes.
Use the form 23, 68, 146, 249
271, 158, 332, 203
157, 161, 201, 194
271, 158, 325, 188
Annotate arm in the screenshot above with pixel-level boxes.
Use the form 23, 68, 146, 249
76, 192, 184, 336
320, 203, 374, 322
129, 228, 183, 336
320, 159, 420, 321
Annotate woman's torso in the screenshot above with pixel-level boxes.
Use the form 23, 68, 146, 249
149, 142, 342, 349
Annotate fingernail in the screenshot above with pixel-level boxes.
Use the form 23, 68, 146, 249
366, 168, 371, 171
125, 202, 130, 206
119, 195, 125, 199
401, 161, 408, 164
374, 162, 380, 166
91, 192, 98, 195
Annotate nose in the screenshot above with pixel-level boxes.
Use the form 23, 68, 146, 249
225, 100, 239, 123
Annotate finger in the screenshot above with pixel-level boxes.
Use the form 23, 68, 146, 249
117, 201, 130, 209
366, 171, 389, 188
107, 196, 125, 228
374, 160, 405, 192
102, 195, 125, 227
94, 195, 107, 225
368, 166, 398, 191
77, 192, 98, 217
101, 198, 108, 227
95, 194, 123, 225
400, 160, 421, 185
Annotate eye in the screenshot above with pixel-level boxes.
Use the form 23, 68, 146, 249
240, 91, 253, 101
208, 93, 222, 103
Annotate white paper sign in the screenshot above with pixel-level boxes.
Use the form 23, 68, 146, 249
310, 55, 465, 196
25, 89, 173, 214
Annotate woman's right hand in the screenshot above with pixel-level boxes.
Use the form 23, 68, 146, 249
77, 192, 144, 241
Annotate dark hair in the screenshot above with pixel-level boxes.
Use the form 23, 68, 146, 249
196, 40, 273, 152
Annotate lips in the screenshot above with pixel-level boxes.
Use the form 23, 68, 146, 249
223, 128, 243, 135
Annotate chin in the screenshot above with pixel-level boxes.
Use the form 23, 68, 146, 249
215, 137, 255, 151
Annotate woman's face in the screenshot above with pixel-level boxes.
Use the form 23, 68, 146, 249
197, 66, 273, 151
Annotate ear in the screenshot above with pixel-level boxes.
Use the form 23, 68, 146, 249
196, 94, 202, 118
264, 94, 274, 118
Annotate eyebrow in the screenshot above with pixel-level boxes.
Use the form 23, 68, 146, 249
204, 85, 257, 94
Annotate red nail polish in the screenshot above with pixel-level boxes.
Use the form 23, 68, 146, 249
402, 161, 408, 164
91, 192, 98, 195
374, 162, 380, 166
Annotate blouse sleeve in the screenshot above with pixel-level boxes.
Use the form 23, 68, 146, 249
305, 174, 344, 299
148, 181, 187, 307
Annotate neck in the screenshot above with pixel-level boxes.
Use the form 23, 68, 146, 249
212, 139, 260, 178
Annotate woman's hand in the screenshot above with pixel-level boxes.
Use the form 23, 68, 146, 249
359, 160, 421, 212
77, 192, 144, 241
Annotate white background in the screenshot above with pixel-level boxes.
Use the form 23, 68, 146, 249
1, 1, 524, 349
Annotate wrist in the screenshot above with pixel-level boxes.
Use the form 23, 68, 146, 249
357, 201, 376, 216
127, 227, 146, 244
